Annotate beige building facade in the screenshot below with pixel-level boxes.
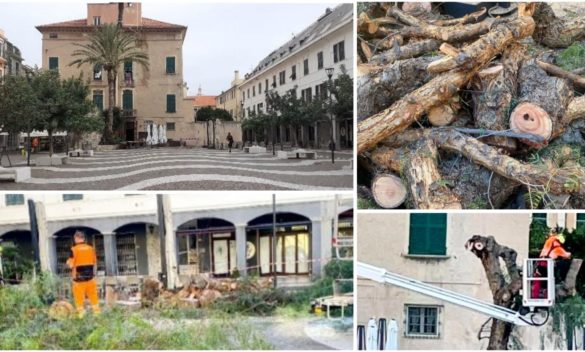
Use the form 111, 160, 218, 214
217, 70, 244, 121
36, 2, 194, 142
357, 213, 579, 350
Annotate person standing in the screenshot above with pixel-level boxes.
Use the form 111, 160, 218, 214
226, 132, 234, 153
66, 231, 101, 317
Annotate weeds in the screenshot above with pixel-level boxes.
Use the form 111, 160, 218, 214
557, 43, 585, 71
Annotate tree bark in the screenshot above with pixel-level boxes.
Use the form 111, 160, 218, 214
465, 235, 523, 350
510, 59, 573, 145
371, 173, 407, 209
430, 7, 487, 27
382, 128, 585, 196
357, 56, 437, 121
557, 259, 583, 298
427, 17, 535, 74
533, 2, 585, 48
358, 16, 536, 154
565, 95, 585, 124
369, 39, 440, 66
106, 69, 116, 143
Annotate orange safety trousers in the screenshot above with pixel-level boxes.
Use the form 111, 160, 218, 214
72, 278, 101, 315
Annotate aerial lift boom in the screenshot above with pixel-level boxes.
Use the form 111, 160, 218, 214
357, 261, 551, 327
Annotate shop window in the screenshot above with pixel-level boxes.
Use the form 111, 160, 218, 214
116, 233, 138, 275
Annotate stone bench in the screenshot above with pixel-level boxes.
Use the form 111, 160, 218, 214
0, 166, 31, 182
277, 149, 316, 160
36, 154, 68, 166
248, 146, 266, 154
68, 149, 94, 157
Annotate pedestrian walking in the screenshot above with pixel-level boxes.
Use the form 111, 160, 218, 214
226, 132, 234, 153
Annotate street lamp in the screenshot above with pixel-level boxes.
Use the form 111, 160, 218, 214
325, 67, 335, 164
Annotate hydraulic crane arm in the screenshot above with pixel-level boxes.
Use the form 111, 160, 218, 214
357, 262, 541, 327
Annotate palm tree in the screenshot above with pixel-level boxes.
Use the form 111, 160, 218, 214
69, 23, 148, 143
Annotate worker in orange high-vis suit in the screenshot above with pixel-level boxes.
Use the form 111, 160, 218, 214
540, 227, 571, 260
66, 231, 100, 317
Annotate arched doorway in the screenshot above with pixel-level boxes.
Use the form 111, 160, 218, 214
113, 223, 157, 276
246, 212, 311, 277
177, 218, 236, 277
0, 230, 34, 283
53, 226, 103, 277
336, 209, 354, 260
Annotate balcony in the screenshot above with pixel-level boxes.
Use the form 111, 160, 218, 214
122, 72, 134, 87
122, 109, 137, 119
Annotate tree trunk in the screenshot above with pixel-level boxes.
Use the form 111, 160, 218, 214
106, 70, 116, 143
510, 59, 573, 146
358, 56, 437, 121
369, 39, 440, 65
358, 16, 536, 154
212, 120, 216, 148
565, 95, 585, 124
371, 173, 407, 208
465, 235, 523, 350
48, 129, 53, 157
26, 132, 31, 166
532, 2, 585, 48
472, 43, 526, 149
383, 128, 585, 196
206, 121, 210, 147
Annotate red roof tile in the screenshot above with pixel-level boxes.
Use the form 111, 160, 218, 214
37, 17, 185, 31
193, 96, 216, 107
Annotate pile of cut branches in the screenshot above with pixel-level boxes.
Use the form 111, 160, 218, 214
357, 2, 585, 209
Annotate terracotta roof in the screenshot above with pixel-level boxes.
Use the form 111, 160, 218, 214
193, 95, 216, 107
36, 17, 186, 31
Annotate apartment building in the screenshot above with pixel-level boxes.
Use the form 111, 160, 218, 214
0, 193, 353, 287
36, 3, 193, 142
239, 3, 353, 149
357, 213, 583, 350
217, 70, 244, 121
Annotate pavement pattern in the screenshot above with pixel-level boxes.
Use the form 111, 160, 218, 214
0, 147, 353, 190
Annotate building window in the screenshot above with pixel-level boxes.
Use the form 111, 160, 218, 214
253, 86, 256, 97
49, 33, 58, 39
122, 90, 133, 111
258, 102, 263, 113
166, 57, 175, 74
301, 87, 312, 103
247, 88, 250, 99
93, 90, 104, 111
291, 65, 296, 80
258, 82, 262, 94
333, 40, 345, 63
405, 305, 440, 338
315, 82, 327, 100
265, 79, 269, 92
63, 194, 83, 201
5, 194, 24, 206
317, 51, 324, 70
93, 64, 102, 80
272, 75, 276, 88
93, 16, 101, 26
279, 70, 286, 85
303, 58, 309, 75
166, 122, 176, 131
166, 94, 176, 113
124, 60, 133, 84
409, 214, 447, 256
48, 57, 59, 70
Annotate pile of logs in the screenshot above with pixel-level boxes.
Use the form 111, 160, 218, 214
140, 275, 274, 309
358, 2, 585, 209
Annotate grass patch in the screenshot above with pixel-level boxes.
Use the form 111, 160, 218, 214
557, 43, 585, 71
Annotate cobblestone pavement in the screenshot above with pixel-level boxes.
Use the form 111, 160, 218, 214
0, 147, 353, 190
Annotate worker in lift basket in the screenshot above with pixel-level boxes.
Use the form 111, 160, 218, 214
66, 231, 101, 317
540, 227, 572, 286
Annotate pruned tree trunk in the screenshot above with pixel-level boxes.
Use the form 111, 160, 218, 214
565, 95, 585, 124
358, 56, 437, 121
370, 39, 440, 65
532, 2, 585, 48
106, 70, 116, 143
382, 128, 585, 196
371, 173, 407, 209
465, 235, 523, 350
510, 59, 573, 146
428, 103, 457, 126
557, 259, 583, 298
358, 16, 536, 154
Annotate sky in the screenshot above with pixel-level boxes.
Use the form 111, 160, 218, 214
0, 1, 340, 95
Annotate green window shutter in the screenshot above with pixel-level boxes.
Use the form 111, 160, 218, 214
5, 194, 24, 206
167, 94, 176, 113
48, 57, 58, 70
93, 92, 104, 111
122, 90, 133, 110
124, 60, 132, 73
409, 213, 447, 255
166, 57, 175, 74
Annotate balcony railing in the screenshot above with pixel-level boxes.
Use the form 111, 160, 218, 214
122, 109, 137, 119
